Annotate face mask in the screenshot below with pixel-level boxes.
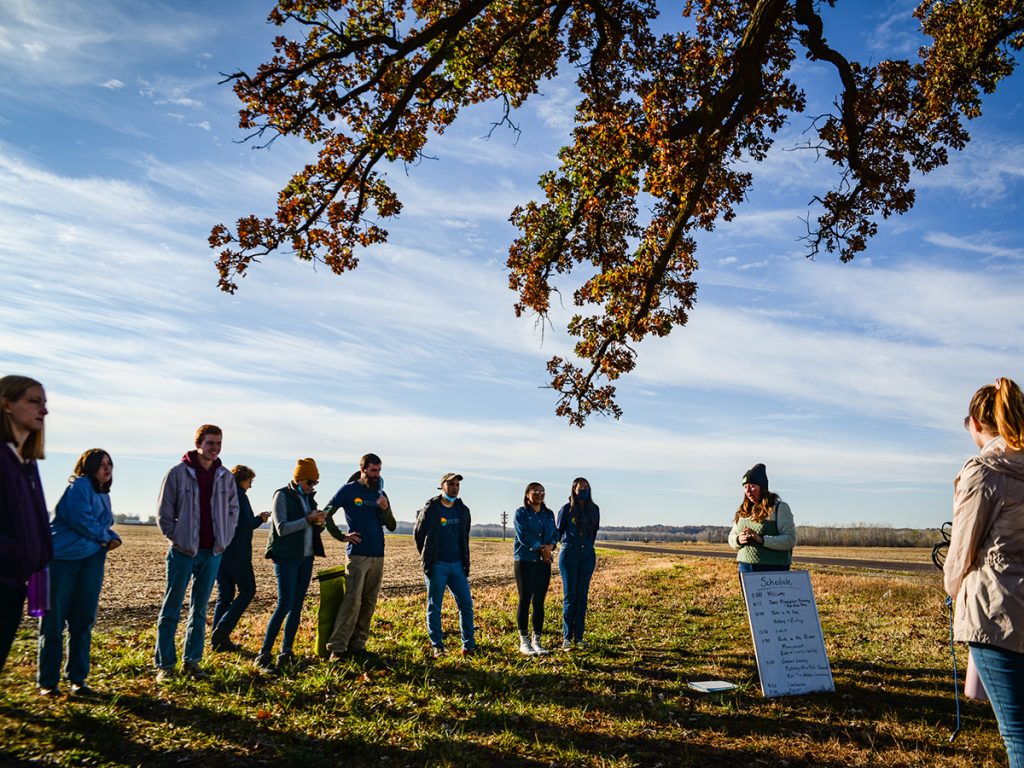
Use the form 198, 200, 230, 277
443, 493, 458, 503
577, 489, 590, 501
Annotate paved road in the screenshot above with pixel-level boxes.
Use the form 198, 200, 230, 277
596, 542, 938, 573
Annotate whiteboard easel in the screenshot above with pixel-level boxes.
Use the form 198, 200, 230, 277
740, 570, 834, 698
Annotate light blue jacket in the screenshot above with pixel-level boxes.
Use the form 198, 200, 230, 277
51, 476, 120, 560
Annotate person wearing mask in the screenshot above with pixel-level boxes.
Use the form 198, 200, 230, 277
37, 449, 121, 696
513, 482, 557, 655
0, 375, 52, 673
211, 465, 270, 653
414, 472, 476, 657
154, 424, 239, 681
256, 458, 328, 671
556, 477, 600, 651
727, 463, 796, 573
945, 378, 1024, 768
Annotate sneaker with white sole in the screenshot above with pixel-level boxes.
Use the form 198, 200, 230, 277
518, 635, 536, 655
561, 638, 573, 651
531, 634, 549, 655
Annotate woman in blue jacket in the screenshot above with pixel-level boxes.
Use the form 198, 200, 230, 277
514, 482, 557, 655
38, 449, 121, 696
556, 477, 600, 650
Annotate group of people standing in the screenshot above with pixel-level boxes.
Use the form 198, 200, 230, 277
4, 370, 1022, 768
0, 374, 601, 695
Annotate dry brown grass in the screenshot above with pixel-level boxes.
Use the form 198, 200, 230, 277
0, 527, 1005, 767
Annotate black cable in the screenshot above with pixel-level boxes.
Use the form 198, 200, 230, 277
934, 522, 960, 742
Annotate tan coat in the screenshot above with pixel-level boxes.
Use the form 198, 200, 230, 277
944, 436, 1024, 653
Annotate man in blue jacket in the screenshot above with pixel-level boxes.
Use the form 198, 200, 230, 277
154, 424, 239, 680
324, 453, 396, 661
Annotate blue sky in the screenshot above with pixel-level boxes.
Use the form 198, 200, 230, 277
1, 1, 1022, 530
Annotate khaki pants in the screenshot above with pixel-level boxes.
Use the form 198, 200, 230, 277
326, 555, 384, 653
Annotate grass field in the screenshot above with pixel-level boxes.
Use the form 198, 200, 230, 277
0, 528, 1006, 767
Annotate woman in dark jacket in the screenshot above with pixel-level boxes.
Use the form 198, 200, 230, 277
38, 449, 121, 696
556, 477, 600, 651
0, 375, 52, 673
211, 465, 270, 652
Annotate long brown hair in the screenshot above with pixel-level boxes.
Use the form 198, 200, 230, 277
0, 375, 45, 460
71, 449, 113, 493
734, 490, 780, 524
969, 377, 1024, 450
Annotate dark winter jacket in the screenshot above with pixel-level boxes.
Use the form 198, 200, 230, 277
414, 496, 471, 576
0, 445, 52, 588
266, 484, 325, 562
221, 486, 264, 568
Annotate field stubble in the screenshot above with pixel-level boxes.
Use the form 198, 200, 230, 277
0, 526, 1005, 767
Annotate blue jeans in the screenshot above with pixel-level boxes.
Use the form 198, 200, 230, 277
212, 557, 257, 642
37, 549, 107, 689
260, 557, 314, 658
424, 561, 475, 650
154, 547, 221, 669
970, 642, 1024, 768
559, 546, 596, 642
737, 562, 791, 573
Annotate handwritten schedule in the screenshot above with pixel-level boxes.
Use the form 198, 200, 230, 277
740, 570, 834, 698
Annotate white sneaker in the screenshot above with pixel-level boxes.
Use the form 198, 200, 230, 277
518, 635, 536, 655
531, 635, 549, 655
561, 638, 573, 651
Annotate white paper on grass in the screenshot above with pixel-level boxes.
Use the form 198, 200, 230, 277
687, 680, 737, 693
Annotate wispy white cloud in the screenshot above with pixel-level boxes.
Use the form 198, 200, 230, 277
918, 133, 1024, 203
862, 0, 922, 58
532, 82, 580, 132
98, 78, 124, 90
924, 231, 1024, 261
138, 77, 205, 109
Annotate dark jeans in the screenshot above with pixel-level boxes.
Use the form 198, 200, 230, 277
737, 562, 791, 573
559, 546, 596, 642
970, 642, 1024, 768
514, 560, 551, 636
260, 556, 314, 658
212, 557, 257, 642
0, 583, 27, 673
38, 549, 107, 689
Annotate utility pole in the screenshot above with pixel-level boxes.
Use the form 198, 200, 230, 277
500, 510, 508, 541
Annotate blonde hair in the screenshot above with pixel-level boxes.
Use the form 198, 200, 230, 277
0, 375, 45, 460
969, 377, 1024, 450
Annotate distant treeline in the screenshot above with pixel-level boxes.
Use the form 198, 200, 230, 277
118, 517, 943, 548
465, 522, 943, 548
